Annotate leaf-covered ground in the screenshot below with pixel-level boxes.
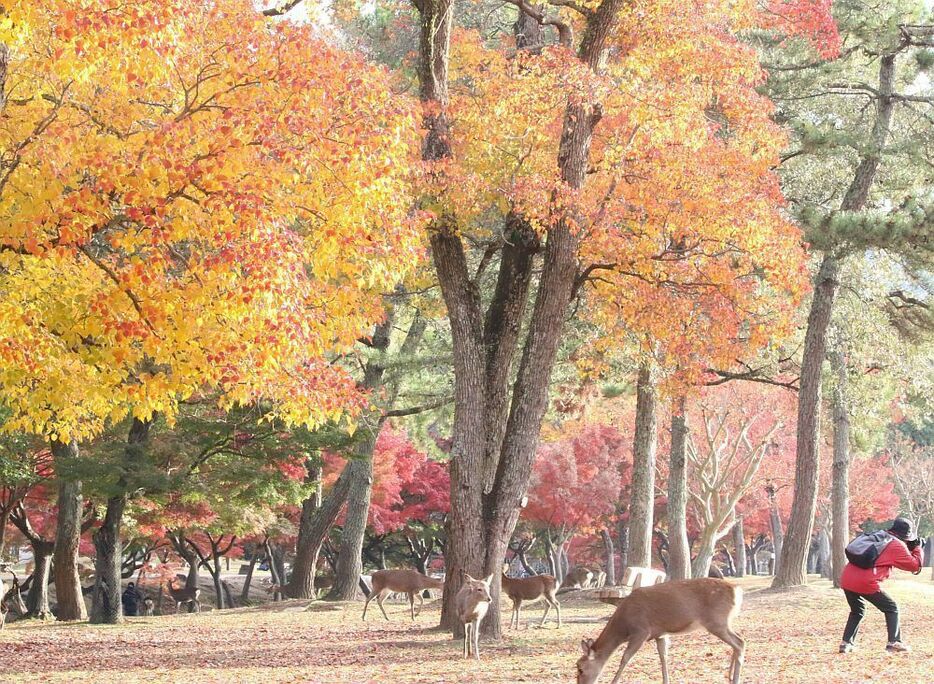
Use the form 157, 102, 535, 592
2, 575, 932, 683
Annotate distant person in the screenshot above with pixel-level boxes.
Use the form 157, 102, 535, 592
839, 517, 923, 654
122, 582, 142, 617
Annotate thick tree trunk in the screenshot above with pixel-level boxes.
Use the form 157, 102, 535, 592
666, 397, 690, 580
27, 538, 54, 619
628, 364, 658, 569
774, 54, 895, 590
241, 546, 259, 604
418, 0, 625, 641
91, 418, 150, 624
617, 513, 629, 573
601, 529, 616, 586
691, 534, 716, 579
830, 350, 850, 588
330, 453, 374, 600
90, 496, 125, 624
768, 488, 784, 577
286, 465, 352, 598
773, 256, 837, 588
732, 518, 746, 579
51, 440, 87, 621
818, 527, 832, 580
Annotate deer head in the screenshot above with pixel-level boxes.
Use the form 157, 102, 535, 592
462, 573, 493, 603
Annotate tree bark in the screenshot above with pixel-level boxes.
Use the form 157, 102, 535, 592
91, 418, 150, 624
415, 0, 626, 641
774, 54, 896, 589
732, 517, 746, 578
691, 533, 717, 579
330, 454, 374, 600
601, 529, 616, 586
767, 486, 784, 577
51, 440, 87, 621
666, 396, 690, 580
27, 539, 54, 618
627, 364, 658, 569
818, 526, 832, 580
241, 544, 259, 604
829, 349, 850, 588
285, 464, 353, 598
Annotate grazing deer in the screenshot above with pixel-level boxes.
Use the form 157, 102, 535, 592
141, 597, 155, 616
1, 572, 27, 629
576, 578, 744, 684
456, 573, 493, 660
501, 572, 561, 629
362, 569, 444, 621
166, 580, 201, 614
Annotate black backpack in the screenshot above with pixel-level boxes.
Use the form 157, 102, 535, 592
845, 530, 893, 569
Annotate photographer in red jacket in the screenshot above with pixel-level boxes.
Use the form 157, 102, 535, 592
840, 517, 923, 654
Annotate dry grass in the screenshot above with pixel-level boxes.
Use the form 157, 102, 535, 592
1, 574, 932, 683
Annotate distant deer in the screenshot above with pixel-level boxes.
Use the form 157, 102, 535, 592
1, 572, 27, 629
576, 578, 745, 684
501, 571, 561, 629
362, 569, 444, 621
561, 566, 594, 591
456, 573, 493, 660
166, 580, 201, 613
141, 597, 155, 616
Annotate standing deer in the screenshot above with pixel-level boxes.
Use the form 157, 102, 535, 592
576, 578, 744, 684
362, 569, 444, 621
166, 580, 201, 614
141, 597, 155, 616
1, 572, 27, 629
456, 573, 493, 660
501, 572, 561, 629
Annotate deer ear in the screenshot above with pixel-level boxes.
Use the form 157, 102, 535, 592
580, 638, 595, 657
482, 574, 494, 586
463, 573, 476, 583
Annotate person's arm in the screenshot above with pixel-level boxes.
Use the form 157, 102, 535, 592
889, 541, 923, 574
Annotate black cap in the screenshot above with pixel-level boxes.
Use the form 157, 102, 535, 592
888, 517, 915, 541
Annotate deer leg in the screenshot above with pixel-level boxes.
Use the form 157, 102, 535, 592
608, 633, 649, 684
473, 619, 481, 660
540, 600, 550, 628
463, 623, 471, 658
362, 591, 376, 620
415, 592, 425, 617
409, 593, 416, 621
554, 594, 562, 628
376, 590, 391, 621
656, 636, 670, 684
708, 625, 745, 684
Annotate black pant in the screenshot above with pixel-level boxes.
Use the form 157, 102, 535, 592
842, 589, 900, 644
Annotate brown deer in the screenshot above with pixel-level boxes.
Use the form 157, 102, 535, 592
166, 580, 201, 613
561, 566, 594, 591
576, 578, 744, 684
362, 569, 444, 621
455, 573, 493, 660
501, 572, 561, 629
1, 572, 27, 629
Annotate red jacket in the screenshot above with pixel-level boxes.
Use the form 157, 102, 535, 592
841, 537, 923, 594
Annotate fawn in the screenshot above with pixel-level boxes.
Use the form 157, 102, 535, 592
362, 569, 444, 621
501, 571, 561, 628
455, 573, 493, 660
576, 578, 744, 684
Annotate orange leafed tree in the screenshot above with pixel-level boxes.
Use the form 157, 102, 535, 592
0, 0, 421, 622
403, 0, 831, 637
